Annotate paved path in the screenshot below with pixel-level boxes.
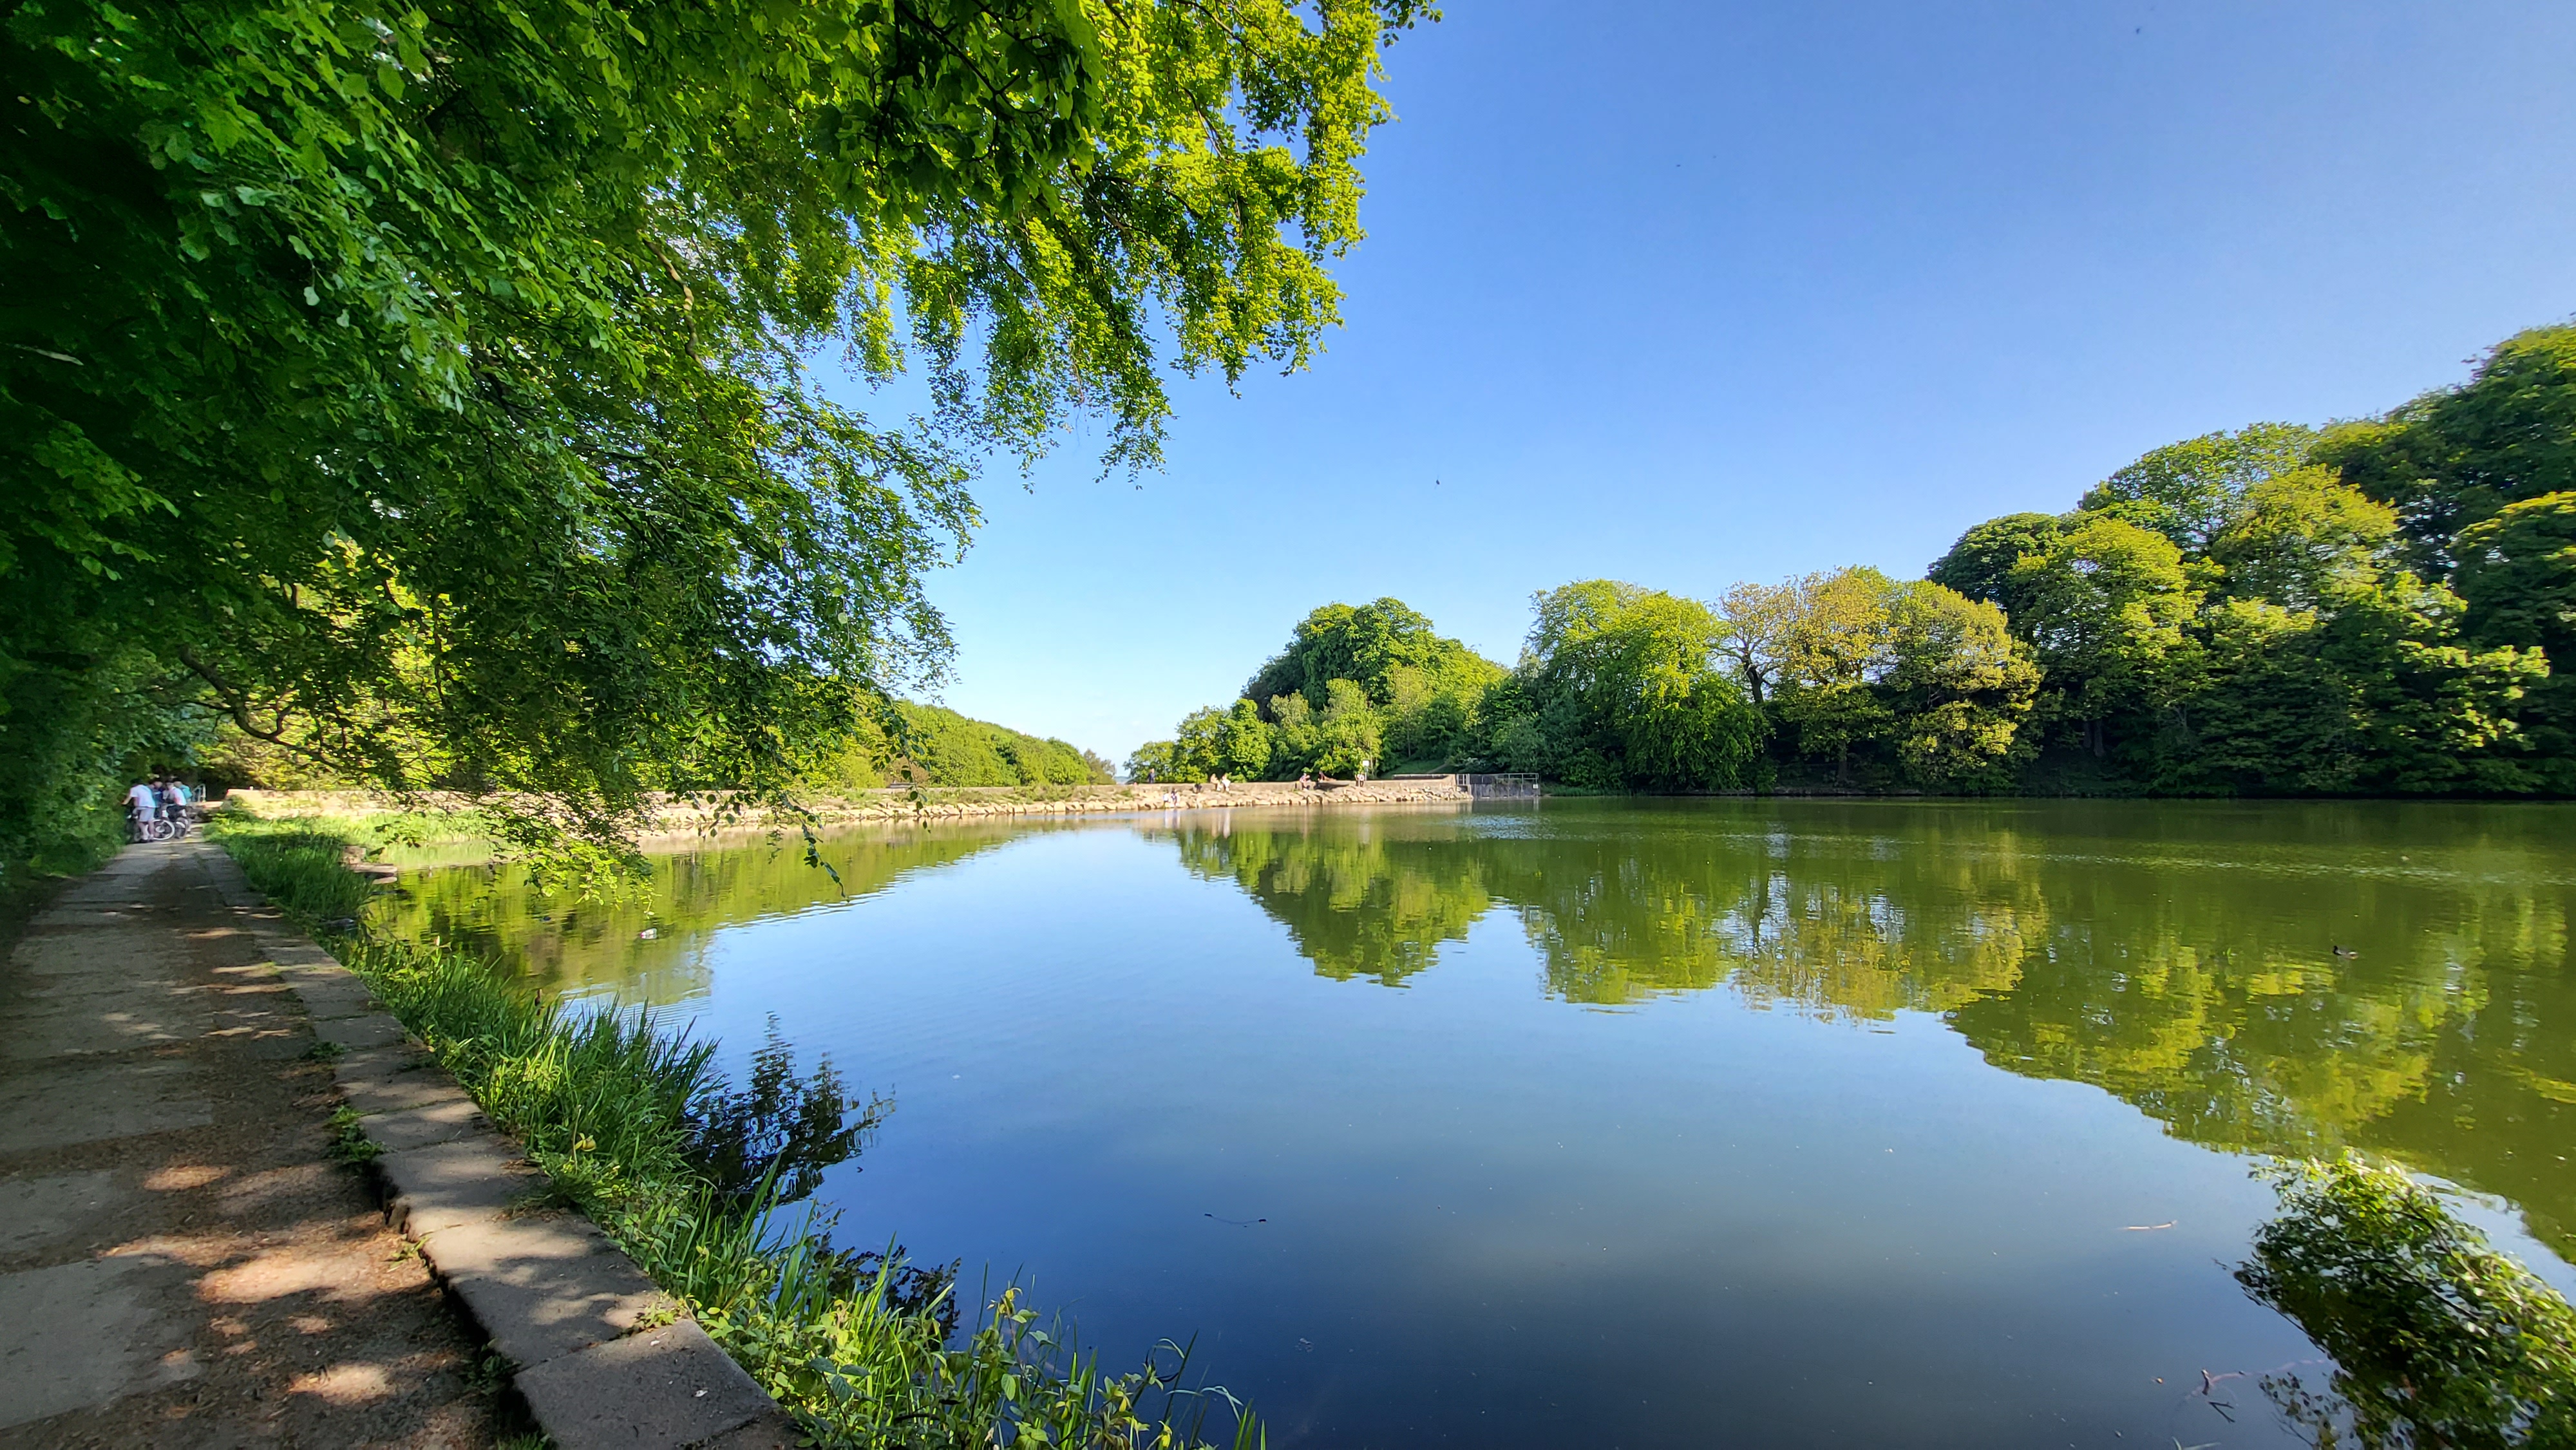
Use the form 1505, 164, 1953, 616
0, 842, 499, 1447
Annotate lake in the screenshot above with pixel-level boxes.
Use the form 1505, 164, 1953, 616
379, 798, 2576, 1447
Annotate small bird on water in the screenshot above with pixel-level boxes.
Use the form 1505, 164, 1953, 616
2331, 944, 2359, 959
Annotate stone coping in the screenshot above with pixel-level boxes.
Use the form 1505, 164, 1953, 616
222, 780, 1477, 832
198, 847, 801, 1450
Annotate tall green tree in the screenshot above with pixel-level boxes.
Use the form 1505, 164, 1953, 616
2206, 467, 2401, 610
2078, 422, 2318, 554
1498, 581, 1764, 791
1243, 598, 1501, 767
1, 0, 1430, 873
2316, 325, 2576, 574
1879, 583, 2041, 791
2456, 492, 2576, 661
1767, 567, 1900, 784
2005, 515, 2204, 759
1925, 512, 2067, 622
2453, 491, 2576, 786
2176, 578, 2543, 795
1732, 569, 2038, 790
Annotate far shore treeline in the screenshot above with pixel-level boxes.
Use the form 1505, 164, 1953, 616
1132, 324, 2576, 796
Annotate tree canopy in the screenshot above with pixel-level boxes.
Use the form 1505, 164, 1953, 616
0, 0, 1430, 880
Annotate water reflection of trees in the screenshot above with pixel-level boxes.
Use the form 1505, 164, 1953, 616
1177, 803, 2576, 1256
1169, 816, 1494, 984
1486, 815, 2045, 1015
374, 822, 1030, 1005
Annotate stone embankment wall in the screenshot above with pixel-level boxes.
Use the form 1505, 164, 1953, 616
670, 778, 1472, 826
223, 777, 1473, 829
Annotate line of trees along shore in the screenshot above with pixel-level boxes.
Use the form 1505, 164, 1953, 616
1132, 324, 2576, 796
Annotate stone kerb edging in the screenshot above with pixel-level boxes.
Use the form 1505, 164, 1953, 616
192, 844, 799, 1450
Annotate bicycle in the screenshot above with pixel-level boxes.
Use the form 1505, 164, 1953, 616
135, 814, 194, 843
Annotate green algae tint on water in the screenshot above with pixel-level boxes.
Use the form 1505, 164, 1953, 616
380, 800, 2576, 1448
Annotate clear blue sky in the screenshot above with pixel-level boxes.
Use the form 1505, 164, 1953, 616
843, 0, 2576, 765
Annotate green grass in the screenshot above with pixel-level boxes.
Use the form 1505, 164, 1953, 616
213, 814, 1262, 1449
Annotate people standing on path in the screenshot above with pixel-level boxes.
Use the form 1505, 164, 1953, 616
125, 779, 157, 839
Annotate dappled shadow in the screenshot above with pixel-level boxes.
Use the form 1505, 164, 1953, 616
0, 844, 504, 1445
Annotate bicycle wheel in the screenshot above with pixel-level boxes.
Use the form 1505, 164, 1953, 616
144, 818, 178, 842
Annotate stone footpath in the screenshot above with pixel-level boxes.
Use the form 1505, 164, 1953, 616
0, 841, 796, 1449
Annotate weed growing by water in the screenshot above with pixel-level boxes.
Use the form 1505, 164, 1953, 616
225, 823, 379, 922
214, 814, 1262, 1448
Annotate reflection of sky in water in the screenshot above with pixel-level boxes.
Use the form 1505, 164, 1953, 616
383, 800, 2576, 1449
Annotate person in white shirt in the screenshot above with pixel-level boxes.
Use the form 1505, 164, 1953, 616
126, 780, 157, 837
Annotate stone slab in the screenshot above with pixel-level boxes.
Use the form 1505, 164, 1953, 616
377, 1136, 547, 1238
362, 1095, 493, 1153
338, 1057, 473, 1118
0, 1171, 129, 1257
513, 1320, 774, 1450
0, 1058, 211, 1154
191, 839, 798, 1446
419, 1213, 674, 1369
0, 1254, 200, 1429
0, 990, 202, 1060
283, 970, 379, 1021
312, 1011, 410, 1051
3, 930, 188, 981
332, 1040, 438, 1084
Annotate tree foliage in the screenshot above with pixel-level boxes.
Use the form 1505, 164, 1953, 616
1913, 323, 2573, 796
2078, 422, 2318, 553
1506, 582, 1765, 791
2318, 326, 2576, 573
0, 0, 1430, 880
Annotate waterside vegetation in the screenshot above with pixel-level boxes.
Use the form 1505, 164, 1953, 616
2240, 1158, 2576, 1448
1132, 324, 2576, 798
214, 816, 1260, 1449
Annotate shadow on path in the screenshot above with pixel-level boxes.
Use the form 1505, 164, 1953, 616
0, 841, 502, 1447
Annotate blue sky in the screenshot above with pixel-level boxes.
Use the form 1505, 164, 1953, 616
838, 1, 2576, 764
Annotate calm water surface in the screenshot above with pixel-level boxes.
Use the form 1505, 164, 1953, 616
383, 800, 2576, 1448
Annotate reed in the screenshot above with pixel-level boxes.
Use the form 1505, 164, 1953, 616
211, 814, 1261, 1449
221, 824, 379, 923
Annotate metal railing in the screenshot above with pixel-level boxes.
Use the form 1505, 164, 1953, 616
1459, 772, 1540, 800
